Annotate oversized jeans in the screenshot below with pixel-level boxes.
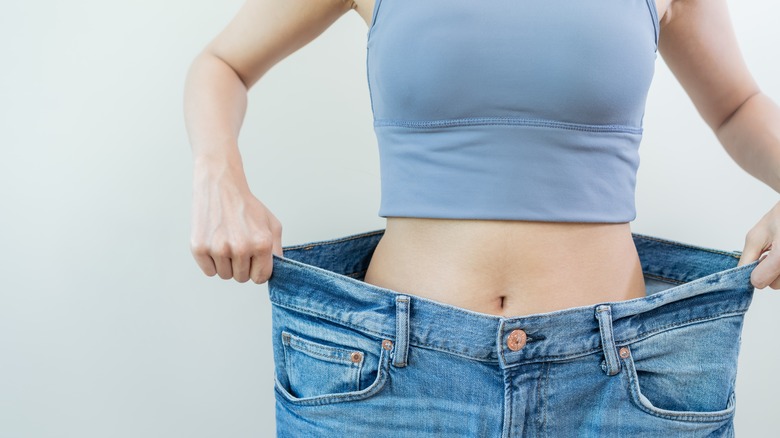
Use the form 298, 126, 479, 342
267, 228, 759, 437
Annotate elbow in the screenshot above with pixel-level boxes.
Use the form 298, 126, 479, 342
714, 89, 762, 135
191, 49, 251, 91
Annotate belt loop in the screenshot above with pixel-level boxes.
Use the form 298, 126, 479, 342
393, 295, 410, 367
595, 304, 620, 376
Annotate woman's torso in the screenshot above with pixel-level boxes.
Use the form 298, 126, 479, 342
363, 219, 647, 317
354, 0, 671, 318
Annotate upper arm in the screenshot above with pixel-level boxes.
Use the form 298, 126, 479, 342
658, 0, 760, 131
202, 0, 357, 89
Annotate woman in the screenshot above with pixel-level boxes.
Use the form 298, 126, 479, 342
184, 0, 780, 436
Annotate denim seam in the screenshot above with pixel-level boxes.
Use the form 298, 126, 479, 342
621, 347, 736, 422
271, 270, 501, 321
282, 331, 364, 366
538, 362, 550, 435
596, 305, 621, 376
273, 265, 503, 323
502, 370, 513, 438
271, 300, 391, 339
614, 310, 748, 346
274, 299, 501, 361
632, 233, 742, 259
281, 229, 385, 252
374, 116, 643, 134
642, 272, 685, 285
274, 301, 500, 361
393, 296, 410, 367
274, 343, 391, 406
272, 302, 749, 365
354, 360, 363, 392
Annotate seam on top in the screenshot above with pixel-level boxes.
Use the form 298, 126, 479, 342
644, 0, 660, 52
374, 117, 644, 134
366, 0, 384, 42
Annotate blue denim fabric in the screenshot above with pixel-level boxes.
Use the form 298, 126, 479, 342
267, 229, 760, 437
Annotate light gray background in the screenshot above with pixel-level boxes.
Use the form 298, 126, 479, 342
2, 0, 779, 436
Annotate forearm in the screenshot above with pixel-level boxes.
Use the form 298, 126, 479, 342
715, 92, 780, 192
183, 51, 250, 187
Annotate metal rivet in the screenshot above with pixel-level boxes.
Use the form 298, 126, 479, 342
350, 351, 363, 363
507, 329, 527, 351
619, 347, 630, 358
382, 339, 393, 350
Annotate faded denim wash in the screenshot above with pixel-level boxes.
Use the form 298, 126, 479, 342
267, 228, 760, 437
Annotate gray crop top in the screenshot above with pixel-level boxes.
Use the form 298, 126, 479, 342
365, 0, 659, 222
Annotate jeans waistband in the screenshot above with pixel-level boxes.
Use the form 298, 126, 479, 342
267, 229, 759, 369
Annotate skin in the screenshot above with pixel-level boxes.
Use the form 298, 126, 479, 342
184, 0, 780, 317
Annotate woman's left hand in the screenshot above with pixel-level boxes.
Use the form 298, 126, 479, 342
738, 202, 780, 289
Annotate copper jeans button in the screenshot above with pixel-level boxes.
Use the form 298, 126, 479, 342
507, 329, 527, 351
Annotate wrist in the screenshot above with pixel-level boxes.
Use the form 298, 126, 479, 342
192, 152, 251, 192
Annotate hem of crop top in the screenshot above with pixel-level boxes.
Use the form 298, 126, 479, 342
374, 116, 643, 135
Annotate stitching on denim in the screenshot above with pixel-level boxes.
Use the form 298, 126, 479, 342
274, 342, 391, 406
631, 233, 742, 259
414, 342, 499, 363
615, 311, 747, 346
504, 369, 514, 437
643, 272, 686, 285
621, 347, 736, 421
272, 304, 750, 368
272, 300, 506, 362
283, 330, 364, 366
354, 358, 363, 391
346, 270, 367, 278
273, 262, 504, 323
271, 300, 390, 339
374, 116, 644, 134
538, 362, 550, 435
280, 228, 385, 252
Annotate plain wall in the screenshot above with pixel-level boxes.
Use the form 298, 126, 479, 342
1, 0, 779, 436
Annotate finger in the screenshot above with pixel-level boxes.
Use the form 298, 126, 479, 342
751, 247, 779, 289
738, 229, 771, 266
232, 249, 251, 283
213, 254, 234, 280
193, 253, 218, 277
769, 274, 780, 290
249, 255, 266, 284
191, 243, 218, 276
272, 232, 283, 258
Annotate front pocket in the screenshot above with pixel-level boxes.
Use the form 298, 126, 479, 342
274, 330, 392, 406
619, 313, 746, 422
281, 331, 365, 398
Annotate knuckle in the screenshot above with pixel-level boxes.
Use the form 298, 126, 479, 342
190, 242, 210, 256
213, 243, 233, 258
232, 245, 251, 258
251, 235, 273, 251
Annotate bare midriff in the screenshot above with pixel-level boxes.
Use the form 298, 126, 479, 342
363, 218, 647, 317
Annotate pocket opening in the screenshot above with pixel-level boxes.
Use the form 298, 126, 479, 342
275, 334, 392, 407
620, 340, 738, 423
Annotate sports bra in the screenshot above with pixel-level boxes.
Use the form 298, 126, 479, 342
365, 0, 660, 223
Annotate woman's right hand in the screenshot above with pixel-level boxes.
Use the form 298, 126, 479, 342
189, 159, 283, 284
184, 0, 356, 284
